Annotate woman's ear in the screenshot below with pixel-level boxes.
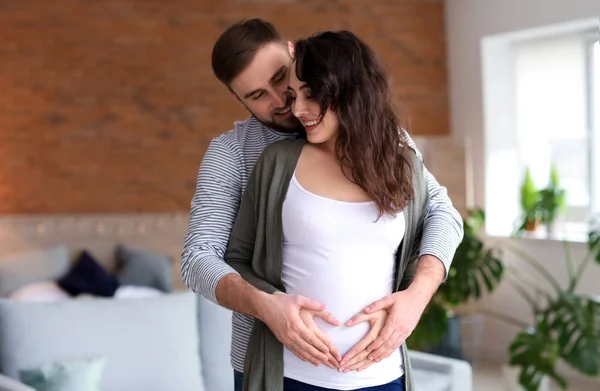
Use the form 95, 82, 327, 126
287, 41, 295, 58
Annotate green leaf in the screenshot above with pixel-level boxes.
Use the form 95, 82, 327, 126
440, 227, 504, 306
589, 230, 600, 265
509, 328, 566, 391
406, 301, 449, 351
520, 168, 539, 212
549, 163, 560, 188
545, 295, 600, 376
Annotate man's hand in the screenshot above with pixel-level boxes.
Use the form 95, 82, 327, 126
337, 309, 388, 372
341, 255, 445, 366
359, 289, 426, 362
257, 292, 341, 368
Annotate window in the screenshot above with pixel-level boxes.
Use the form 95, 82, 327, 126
591, 40, 600, 215
514, 34, 596, 225
482, 19, 599, 240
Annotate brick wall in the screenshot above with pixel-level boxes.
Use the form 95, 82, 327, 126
0, 0, 450, 214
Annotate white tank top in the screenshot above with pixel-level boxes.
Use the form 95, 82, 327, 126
281, 173, 405, 390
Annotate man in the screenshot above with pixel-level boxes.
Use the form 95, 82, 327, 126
181, 18, 463, 390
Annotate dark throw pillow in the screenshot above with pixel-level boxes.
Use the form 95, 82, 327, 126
57, 251, 119, 297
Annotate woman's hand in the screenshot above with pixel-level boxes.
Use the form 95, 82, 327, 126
299, 308, 342, 369
338, 309, 388, 372
261, 293, 341, 368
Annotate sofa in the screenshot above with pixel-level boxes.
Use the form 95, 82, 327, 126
0, 292, 472, 391
0, 233, 472, 390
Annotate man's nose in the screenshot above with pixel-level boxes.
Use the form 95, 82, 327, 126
271, 91, 287, 108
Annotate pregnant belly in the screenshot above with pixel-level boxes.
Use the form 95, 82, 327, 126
314, 313, 371, 356
282, 283, 403, 389
281, 251, 402, 388
284, 271, 394, 355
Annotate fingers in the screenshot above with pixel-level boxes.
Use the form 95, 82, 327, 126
310, 326, 341, 362
339, 322, 378, 368
356, 358, 377, 372
297, 296, 325, 311
288, 342, 336, 369
313, 310, 341, 327
325, 352, 339, 369
287, 342, 311, 363
344, 311, 369, 327
298, 326, 331, 355
339, 334, 371, 367
293, 329, 331, 366
365, 323, 395, 354
369, 332, 405, 362
287, 338, 325, 367
364, 295, 393, 313
340, 349, 370, 372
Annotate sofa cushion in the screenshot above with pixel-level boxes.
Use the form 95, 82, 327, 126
115, 244, 173, 293
0, 374, 35, 391
19, 357, 105, 391
0, 245, 70, 297
57, 251, 119, 297
196, 295, 234, 391
0, 292, 204, 391
8, 282, 70, 303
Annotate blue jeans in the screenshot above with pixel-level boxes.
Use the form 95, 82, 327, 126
234, 371, 404, 391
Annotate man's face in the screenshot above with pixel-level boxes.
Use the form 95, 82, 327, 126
229, 42, 302, 133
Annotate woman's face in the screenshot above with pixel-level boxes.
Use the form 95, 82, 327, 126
288, 63, 339, 146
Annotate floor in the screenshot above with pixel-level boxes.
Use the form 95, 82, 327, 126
472, 361, 594, 391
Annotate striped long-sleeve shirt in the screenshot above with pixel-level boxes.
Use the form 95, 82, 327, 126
181, 116, 464, 372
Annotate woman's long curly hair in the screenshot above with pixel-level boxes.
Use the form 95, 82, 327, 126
294, 30, 415, 219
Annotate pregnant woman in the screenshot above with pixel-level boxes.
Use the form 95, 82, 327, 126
225, 30, 429, 391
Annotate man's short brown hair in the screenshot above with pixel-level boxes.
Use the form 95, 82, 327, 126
211, 18, 285, 87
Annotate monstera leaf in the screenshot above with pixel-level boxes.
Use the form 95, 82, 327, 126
438, 226, 504, 306
546, 294, 600, 376
406, 301, 449, 350
589, 229, 600, 264
509, 326, 566, 391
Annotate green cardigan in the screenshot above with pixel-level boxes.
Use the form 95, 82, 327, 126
225, 137, 429, 391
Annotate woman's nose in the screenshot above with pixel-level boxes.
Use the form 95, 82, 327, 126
293, 99, 306, 118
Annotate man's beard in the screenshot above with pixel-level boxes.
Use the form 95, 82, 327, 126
242, 101, 303, 134
256, 114, 303, 134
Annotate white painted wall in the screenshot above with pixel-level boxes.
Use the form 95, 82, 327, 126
444, 0, 600, 387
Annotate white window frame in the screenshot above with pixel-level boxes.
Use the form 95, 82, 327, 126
481, 18, 599, 241
586, 37, 600, 218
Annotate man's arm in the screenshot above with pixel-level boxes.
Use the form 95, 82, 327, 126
180, 137, 269, 316
404, 132, 465, 275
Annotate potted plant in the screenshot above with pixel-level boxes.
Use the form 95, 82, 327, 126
487, 217, 600, 391
407, 208, 505, 359
517, 167, 542, 233
537, 164, 566, 233
516, 165, 567, 236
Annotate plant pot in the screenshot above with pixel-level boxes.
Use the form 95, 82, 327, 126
428, 316, 466, 361
524, 219, 541, 231
501, 364, 550, 391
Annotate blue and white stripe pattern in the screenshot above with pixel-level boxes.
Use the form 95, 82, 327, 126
181, 116, 464, 372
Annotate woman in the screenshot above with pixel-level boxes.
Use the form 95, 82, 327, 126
225, 30, 428, 391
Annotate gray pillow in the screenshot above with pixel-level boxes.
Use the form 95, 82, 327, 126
115, 244, 173, 293
0, 246, 70, 297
